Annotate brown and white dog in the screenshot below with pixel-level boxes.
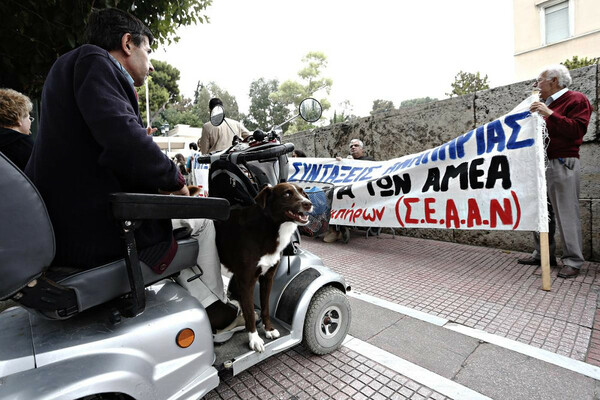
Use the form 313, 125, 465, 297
214, 182, 313, 352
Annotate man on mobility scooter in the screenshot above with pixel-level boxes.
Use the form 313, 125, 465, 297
23, 8, 242, 332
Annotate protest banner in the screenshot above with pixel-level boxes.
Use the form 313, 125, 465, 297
288, 95, 549, 235
190, 155, 210, 197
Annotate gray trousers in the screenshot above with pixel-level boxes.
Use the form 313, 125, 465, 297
172, 218, 226, 307
532, 157, 584, 269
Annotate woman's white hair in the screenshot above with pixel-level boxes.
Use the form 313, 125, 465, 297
542, 64, 572, 88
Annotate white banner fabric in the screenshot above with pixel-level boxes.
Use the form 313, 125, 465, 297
288, 96, 549, 232
190, 154, 210, 197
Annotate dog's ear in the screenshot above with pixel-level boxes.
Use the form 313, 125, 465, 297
255, 185, 273, 209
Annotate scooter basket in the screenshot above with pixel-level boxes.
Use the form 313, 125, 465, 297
299, 187, 331, 238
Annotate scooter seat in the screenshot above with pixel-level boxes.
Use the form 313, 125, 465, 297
52, 237, 198, 314
0, 150, 229, 319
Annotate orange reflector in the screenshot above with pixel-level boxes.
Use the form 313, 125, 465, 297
176, 328, 195, 348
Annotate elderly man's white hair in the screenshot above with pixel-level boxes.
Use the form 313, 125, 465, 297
350, 139, 364, 147
542, 64, 572, 88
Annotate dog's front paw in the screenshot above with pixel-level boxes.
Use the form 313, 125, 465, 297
265, 328, 280, 339
248, 331, 265, 352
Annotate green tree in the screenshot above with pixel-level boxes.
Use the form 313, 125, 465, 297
271, 51, 333, 134
136, 59, 181, 124
561, 55, 599, 70
400, 97, 438, 108
194, 81, 241, 123
150, 60, 181, 103
446, 71, 489, 97
370, 99, 395, 115
0, 0, 211, 98
137, 76, 169, 126
244, 78, 291, 131
153, 97, 203, 132
330, 100, 357, 124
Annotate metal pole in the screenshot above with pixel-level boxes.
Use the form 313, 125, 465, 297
145, 80, 150, 128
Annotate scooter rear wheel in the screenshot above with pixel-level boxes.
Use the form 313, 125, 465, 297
303, 286, 351, 355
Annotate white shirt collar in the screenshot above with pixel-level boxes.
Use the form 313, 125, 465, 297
545, 87, 568, 105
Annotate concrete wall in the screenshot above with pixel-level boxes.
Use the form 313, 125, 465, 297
284, 64, 600, 261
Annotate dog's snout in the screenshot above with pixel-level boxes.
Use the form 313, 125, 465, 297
302, 199, 312, 211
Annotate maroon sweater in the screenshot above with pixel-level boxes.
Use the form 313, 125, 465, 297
545, 90, 592, 159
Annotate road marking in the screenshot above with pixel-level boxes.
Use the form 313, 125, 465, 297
348, 290, 448, 326
348, 290, 600, 381
445, 323, 600, 381
343, 335, 492, 400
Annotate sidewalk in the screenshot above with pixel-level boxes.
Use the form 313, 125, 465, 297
304, 230, 600, 365
204, 231, 600, 399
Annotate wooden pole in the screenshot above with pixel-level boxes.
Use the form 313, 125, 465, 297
540, 232, 551, 291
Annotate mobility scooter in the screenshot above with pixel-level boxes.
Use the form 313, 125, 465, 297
0, 98, 351, 400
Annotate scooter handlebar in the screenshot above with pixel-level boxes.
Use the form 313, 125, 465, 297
196, 143, 295, 164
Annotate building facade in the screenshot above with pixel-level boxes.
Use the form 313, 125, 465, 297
514, 0, 599, 80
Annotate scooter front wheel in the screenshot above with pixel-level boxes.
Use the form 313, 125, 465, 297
303, 286, 351, 355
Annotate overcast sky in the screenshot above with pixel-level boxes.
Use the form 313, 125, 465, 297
153, 0, 515, 119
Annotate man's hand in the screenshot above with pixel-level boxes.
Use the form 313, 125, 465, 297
530, 101, 553, 117
147, 126, 158, 136
159, 185, 190, 196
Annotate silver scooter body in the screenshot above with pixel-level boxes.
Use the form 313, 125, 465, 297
0, 247, 347, 400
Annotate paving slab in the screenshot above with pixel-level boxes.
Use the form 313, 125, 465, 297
203, 345, 450, 400
455, 343, 598, 400
348, 296, 405, 340
302, 233, 600, 362
368, 314, 481, 379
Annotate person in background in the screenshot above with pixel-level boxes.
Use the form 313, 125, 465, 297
347, 138, 374, 160
292, 149, 306, 157
186, 142, 198, 173
517, 64, 592, 279
185, 142, 198, 185
199, 98, 250, 153
174, 153, 188, 179
325, 138, 375, 243
0, 88, 34, 171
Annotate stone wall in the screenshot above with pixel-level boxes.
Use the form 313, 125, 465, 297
284, 65, 600, 261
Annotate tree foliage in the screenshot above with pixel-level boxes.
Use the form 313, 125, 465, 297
561, 55, 599, 70
330, 100, 358, 124
150, 60, 181, 103
0, 0, 211, 98
135, 59, 181, 125
370, 99, 395, 115
244, 78, 291, 131
400, 97, 438, 108
136, 76, 169, 126
153, 97, 203, 132
446, 71, 489, 97
271, 51, 333, 134
194, 81, 241, 123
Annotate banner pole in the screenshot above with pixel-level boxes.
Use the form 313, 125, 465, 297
532, 89, 551, 291
540, 232, 551, 290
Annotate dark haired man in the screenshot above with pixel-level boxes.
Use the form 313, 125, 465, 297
26, 7, 244, 335
199, 97, 250, 153
28, 8, 184, 271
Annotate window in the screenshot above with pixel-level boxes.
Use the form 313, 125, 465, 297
542, 1, 571, 45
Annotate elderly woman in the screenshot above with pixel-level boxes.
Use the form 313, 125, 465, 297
0, 88, 34, 171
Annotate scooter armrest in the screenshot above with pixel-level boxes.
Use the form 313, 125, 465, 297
109, 193, 230, 221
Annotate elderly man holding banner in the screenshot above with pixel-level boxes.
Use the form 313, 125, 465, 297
517, 65, 592, 279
